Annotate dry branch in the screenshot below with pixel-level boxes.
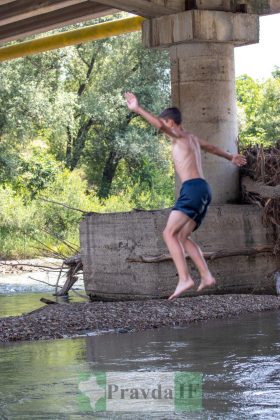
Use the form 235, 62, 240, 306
28, 276, 64, 288
241, 144, 280, 254
55, 262, 65, 295
0, 261, 63, 272
40, 298, 58, 305
39, 197, 88, 214
54, 254, 83, 296
54, 264, 82, 296
242, 177, 280, 199
64, 253, 82, 266
127, 245, 274, 263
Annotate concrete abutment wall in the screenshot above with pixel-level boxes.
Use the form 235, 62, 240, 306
80, 206, 279, 300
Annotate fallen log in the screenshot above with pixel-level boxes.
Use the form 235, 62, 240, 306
54, 256, 83, 296
54, 273, 79, 296
64, 253, 82, 266
24, 306, 47, 315
242, 176, 280, 199
40, 297, 58, 305
127, 245, 274, 263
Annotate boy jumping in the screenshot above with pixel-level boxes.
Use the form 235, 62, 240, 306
125, 92, 246, 300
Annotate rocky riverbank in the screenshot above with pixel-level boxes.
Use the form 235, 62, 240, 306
0, 258, 62, 275
0, 294, 279, 342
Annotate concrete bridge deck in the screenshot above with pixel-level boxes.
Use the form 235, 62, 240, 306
0, 1, 279, 45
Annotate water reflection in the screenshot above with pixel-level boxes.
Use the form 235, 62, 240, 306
0, 291, 87, 318
0, 310, 279, 418
0, 270, 86, 317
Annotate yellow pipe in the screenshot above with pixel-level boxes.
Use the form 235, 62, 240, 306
0, 16, 145, 62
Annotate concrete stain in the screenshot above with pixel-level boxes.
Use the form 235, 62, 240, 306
249, 0, 269, 13
243, 216, 255, 247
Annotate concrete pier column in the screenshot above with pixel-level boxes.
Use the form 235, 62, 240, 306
142, 9, 259, 203
170, 42, 238, 203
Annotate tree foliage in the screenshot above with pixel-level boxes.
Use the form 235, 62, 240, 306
0, 27, 172, 199
54, 33, 171, 198
237, 69, 280, 147
0, 24, 174, 257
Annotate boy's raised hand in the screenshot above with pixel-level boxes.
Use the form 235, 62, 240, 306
231, 153, 247, 167
125, 92, 139, 112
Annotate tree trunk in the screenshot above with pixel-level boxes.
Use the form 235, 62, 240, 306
66, 126, 72, 168
69, 116, 95, 170
98, 150, 120, 199
65, 48, 99, 170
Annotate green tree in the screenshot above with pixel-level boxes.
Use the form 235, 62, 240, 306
272, 66, 280, 79
236, 70, 280, 147
257, 74, 280, 143
0, 21, 172, 201
46, 31, 171, 198
14, 147, 61, 198
0, 51, 66, 140
0, 140, 20, 184
236, 75, 262, 146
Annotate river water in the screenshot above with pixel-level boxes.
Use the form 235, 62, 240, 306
0, 273, 280, 418
0, 270, 86, 317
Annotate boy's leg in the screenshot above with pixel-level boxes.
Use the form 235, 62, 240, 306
163, 211, 196, 300
178, 225, 216, 291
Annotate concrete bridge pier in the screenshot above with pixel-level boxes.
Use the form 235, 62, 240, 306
169, 42, 238, 203
142, 10, 259, 203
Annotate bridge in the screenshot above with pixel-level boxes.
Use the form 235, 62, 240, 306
0, 2, 279, 45
1, 1, 279, 299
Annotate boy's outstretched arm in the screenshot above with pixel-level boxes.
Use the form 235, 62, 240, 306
125, 92, 162, 129
198, 137, 246, 167
124, 92, 181, 138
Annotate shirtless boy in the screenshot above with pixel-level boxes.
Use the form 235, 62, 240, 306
125, 92, 246, 300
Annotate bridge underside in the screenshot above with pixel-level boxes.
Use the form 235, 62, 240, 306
1, 0, 279, 295
0, 1, 279, 45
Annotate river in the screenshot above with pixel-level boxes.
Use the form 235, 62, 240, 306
0, 269, 86, 317
0, 273, 279, 418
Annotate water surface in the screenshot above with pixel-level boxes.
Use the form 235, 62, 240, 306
0, 270, 86, 317
0, 310, 279, 419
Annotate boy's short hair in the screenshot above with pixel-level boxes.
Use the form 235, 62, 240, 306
159, 107, 182, 125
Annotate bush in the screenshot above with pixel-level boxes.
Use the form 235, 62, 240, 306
0, 186, 41, 258
0, 164, 174, 259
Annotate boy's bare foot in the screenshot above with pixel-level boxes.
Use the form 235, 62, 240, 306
168, 278, 195, 301
197, 273, 216, 292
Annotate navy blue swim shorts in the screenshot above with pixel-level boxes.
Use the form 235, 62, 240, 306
172, 178, 212, 231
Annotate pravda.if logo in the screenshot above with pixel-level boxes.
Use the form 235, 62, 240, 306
78, 371, 202, 412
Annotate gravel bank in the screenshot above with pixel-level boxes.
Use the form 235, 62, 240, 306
0, 294, 279, 342
0, 258, 62, 275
